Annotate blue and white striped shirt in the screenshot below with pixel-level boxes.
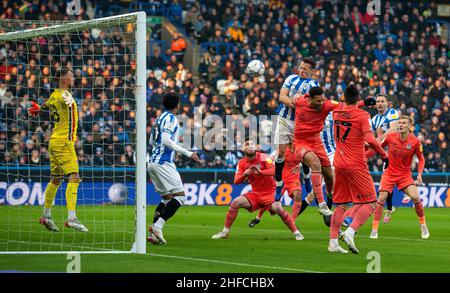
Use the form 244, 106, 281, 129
320, 112, 336, 156
371, 108, 399, 133
277, 75, 319, 121
149, 111, 180, 164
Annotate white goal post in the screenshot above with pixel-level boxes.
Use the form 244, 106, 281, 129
0, 12, 147, 254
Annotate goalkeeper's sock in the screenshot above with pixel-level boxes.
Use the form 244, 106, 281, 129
43, 181, 61, 217
68, 210, 77, 220
66, 180, 80, 220
153, 200, 168, 224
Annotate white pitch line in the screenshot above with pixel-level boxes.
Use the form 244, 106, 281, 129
148, 253, 324, 273
169, 224, 450, 244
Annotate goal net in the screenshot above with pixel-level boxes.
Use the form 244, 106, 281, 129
0, 12, 147, 254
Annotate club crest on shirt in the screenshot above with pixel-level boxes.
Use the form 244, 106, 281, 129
301, 82, 309, 92
406, 144, 412, 149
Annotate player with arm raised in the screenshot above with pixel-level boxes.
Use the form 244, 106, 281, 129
286, 86, 376, 217
328, 85, 388, 254
274, 58, 318, 200
147, 93, 200, 245
367, 116, 429, 239
28, 68, 87, 232
212, 139, 304, 240
371, 94, 400, 220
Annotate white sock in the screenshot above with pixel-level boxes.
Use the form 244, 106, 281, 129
155, 217, 166, 229
330, 238, 338, 246
293, 230, 300, 235
223, 227, 230, 233
276, 181, 283, 187
347, 227, 356, 238
256, 217, 260, 220
44, 208, 51, 217
303, 172, 310, 179
68, 210, 76, 220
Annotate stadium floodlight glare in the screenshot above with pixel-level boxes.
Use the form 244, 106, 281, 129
0, 12, 147, 254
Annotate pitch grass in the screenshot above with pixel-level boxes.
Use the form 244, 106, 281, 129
0, 205, 449, 273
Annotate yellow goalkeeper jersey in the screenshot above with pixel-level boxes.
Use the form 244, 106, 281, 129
46, 89, 78, 141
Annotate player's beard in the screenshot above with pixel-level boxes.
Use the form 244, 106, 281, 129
245, 150, 256, 159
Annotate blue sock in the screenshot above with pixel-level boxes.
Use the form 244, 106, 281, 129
275, 185, 283, 201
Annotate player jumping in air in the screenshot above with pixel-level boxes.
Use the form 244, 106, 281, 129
367, 116, 429, 239
248, 145, 304, 227
282, 86, 376, 218
328, 85, 388, 254
148, 93, 201, 245
274, 58, 318, 199
212, 139, 304, 240
295, 111, 336, 226
28, 68, 87, 232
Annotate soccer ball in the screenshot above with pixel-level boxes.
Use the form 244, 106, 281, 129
246, 59, 265, 77
108, 183, 128, 204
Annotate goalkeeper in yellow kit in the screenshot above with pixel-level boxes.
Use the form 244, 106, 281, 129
28, 68, 87, 232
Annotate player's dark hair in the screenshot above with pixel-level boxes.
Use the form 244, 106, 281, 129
162, 92, 180, 110
344, 85, 359, 104
308, 86, 323, 98
301, 57, 315, 69
54, 68, 71, 85
376, 94, 387, 101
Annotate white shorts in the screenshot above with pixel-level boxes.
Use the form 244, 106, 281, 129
274, 116, 294, 145
328, 152, 335, 167
148, 162, 184, 196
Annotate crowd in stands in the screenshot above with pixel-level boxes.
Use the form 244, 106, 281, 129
0, 0, 448, 173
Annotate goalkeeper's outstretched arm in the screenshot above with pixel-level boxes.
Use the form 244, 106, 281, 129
27, 100, 48, 117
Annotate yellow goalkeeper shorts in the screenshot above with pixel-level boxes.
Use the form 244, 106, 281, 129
49, 139, 79, 176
